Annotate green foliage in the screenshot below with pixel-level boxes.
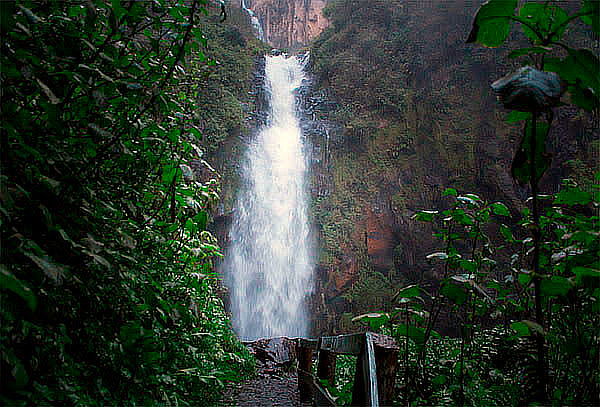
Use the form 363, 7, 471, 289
379, 182, 599, 406
511, 115, 551, 185
465, 3, 599, 404
0, 1, 254, 405
467, 0, 518, 47
469, 0, 600, 113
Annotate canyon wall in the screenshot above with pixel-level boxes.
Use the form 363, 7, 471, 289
214, 1, 597, 336
301, 0, 598, 335
246, 0, 329, 49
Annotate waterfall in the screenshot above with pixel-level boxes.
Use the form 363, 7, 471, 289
225, 55, 314, 340
241, 0, 264, 41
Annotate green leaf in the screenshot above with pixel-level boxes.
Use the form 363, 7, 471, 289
518, 272, 532, 286
511, 117, 550, 185
572, 267, 600, 286
554, 187, 593, 206
567, 83, 600, 111
168, 128, 180, 143
491, 202, 510, 216
506, 110, 532, 123
581, 0, 600, 34
500, 224, 515, 242
441, 280, 467, 305
193, 211, 208, 231
522, 320, 544, 335
540, 276, 573, 297
457, 195, 480, 206
519, 3, 569, 43
111, 0, 127, 19
395, 324, 427, 347
162, 165, 177, 185
394, 284, 421, 299
0, 1, 16, 33
510, 321, 531, 337
0, 266, 37, 311
413, 210, 437, 222
352, 313, 390, 331
432, 374, 448, 385
459, 259, 477, 273
3, 350, 29, 389
467, 0, 518, 47
443, 188, 458, 197
426, 252, 448, 261
545, 49, 600, 94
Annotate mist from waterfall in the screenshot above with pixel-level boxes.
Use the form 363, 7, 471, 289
225, 55, 314, 341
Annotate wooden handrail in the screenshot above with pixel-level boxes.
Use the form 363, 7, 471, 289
296, 332, 399, 407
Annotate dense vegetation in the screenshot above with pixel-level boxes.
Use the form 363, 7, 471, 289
332, 0, 599, 405
0, 1, 260, 405
308, 0, 597, 336
1, 0, 597, 406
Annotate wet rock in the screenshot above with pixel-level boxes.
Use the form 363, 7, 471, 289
244, 337, 298, 369
247, 0, 329, 49
491, 66, 563, 111
366, 209, 397, 271
333, 255, 359, 291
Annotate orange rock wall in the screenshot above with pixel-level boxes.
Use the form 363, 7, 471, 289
247, 0, 329, 49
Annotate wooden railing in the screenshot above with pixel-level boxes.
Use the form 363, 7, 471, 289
296, 332, 399, 406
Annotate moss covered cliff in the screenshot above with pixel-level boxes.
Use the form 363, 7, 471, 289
305, 0, 598, 334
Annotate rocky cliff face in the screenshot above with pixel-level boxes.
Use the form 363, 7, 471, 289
246, 0, 329, 49
300, 0, 598, 335
214, 0, 597, 337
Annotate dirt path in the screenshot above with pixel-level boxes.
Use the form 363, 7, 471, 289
222, 337, 312, 407
223, 366, 311, 407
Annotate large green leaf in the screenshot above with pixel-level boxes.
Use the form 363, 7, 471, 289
567, 83, 600, 111
467, 0, 518, 47
413, 210, 437, 222
545, 49, 600, 110
581, 0, 600, 34
491, 202, 510, 216
0, 266, 37, 311
572, 267, 600, 286
511, 117, 550, 185
510, 321, 531, 337
518, 3, 569, 43
554, 187, 593, 206
440, 280, 467, 305
394, 284, 421, 299
352, 313, 390, 331
540, 276, 573, 297
395, 324, 427, 348
506, 110, 532, 123
508, 46, 551, 59
546, 49, 600, 94
510, 320, 544, 337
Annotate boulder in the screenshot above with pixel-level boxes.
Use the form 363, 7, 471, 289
244, 337, 298, 370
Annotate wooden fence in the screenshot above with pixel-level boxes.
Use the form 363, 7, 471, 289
296, 332, 399, 406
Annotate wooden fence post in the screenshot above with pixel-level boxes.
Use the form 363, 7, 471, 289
297, 339, 315, 403
351, 350, 367, 406
317, 348, 337, 386
300, 332, 396, 407
374, 344, 399, 405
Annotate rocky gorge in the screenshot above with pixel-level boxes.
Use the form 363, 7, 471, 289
210, 0, 598, 336
245, 0, 329, 50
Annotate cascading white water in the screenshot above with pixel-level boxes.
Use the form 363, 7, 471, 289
241, 0, 264, 40
225, 55, 313, 340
